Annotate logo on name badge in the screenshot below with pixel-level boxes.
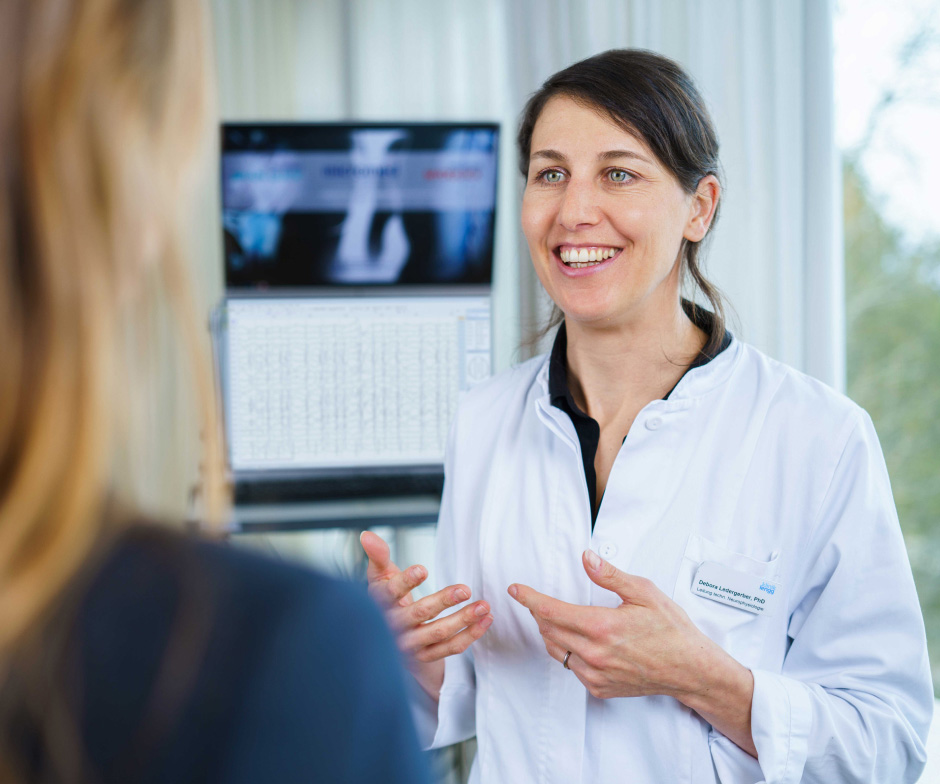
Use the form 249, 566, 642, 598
691, 560, 780, 616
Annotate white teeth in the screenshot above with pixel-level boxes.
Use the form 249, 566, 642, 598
559, 247, 621, 265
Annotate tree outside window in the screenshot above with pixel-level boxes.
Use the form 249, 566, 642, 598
837, 0, 940, 691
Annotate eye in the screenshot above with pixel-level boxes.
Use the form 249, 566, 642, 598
607, 169, 632, 184
537, 169, 566, 184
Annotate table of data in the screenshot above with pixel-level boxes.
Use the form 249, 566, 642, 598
225, 297, 490, 469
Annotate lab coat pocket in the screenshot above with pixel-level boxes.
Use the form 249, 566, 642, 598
672, 534, 781, 668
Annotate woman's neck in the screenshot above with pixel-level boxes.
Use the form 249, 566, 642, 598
564, 299, 707, 427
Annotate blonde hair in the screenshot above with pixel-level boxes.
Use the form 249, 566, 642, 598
0, 0, 227, 677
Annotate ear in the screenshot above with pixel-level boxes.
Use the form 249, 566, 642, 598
683, 174, 720, 243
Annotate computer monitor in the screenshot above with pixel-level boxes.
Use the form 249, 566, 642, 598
216, 122, 498, 514
222, 294, 491, 472
221, 122, 499, 289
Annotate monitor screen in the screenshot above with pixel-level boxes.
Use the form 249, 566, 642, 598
222, 295, 492, 471
221, 123, 499, 289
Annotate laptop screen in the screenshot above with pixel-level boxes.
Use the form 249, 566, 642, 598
221, 123, 499, 289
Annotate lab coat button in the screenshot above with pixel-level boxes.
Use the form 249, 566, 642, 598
599, 543, 617, 558
646, 416, 663, 430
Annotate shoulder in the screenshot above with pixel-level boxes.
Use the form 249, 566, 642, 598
200, 539, 430, 783
733, 340, 867, 442
86, 525, 368, 637
453, 353, 546, 427
462, 353, 546, 405
93, 525, 392, 672
444, 354, 548, 467
78, 525, 385, 712
79, 527, 428, 783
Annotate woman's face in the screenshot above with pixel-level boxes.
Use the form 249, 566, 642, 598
521, 95, 715, 330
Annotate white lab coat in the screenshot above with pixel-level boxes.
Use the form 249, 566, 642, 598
413, 335, 933, 783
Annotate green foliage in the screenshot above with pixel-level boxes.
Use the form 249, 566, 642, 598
844, 157, 940, 692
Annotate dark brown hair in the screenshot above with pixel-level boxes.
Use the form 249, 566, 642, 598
518, 49, 729, 356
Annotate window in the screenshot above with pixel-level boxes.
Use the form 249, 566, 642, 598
836, 0, 940, 692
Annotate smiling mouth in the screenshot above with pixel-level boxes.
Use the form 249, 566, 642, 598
557, 246, 623, 269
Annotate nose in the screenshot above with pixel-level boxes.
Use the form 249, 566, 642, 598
557, 178, 601, 231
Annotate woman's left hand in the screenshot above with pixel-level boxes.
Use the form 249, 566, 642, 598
508, 549, 706, 700
508, 549, 757, 757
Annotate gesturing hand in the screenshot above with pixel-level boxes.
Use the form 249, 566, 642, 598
360, 531, 493, 701
508, 549, 757, 757
508, 549, 707, 699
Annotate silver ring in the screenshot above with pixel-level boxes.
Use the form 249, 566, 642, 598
563, 650, 572, 670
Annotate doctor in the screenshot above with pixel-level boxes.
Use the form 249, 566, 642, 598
362, 49, 932, 783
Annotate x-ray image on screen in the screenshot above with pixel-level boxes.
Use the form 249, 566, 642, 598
221, 123, 499, 288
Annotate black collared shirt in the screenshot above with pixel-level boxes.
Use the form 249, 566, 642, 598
548, 311, 733, 529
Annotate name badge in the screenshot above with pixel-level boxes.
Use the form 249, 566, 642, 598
691, 561, 779, 616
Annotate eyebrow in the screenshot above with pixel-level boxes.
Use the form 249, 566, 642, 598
530, 149, 655, 166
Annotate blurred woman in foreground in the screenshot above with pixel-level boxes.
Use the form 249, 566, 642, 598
0, 2, 428, 781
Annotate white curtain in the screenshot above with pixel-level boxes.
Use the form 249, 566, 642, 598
206, 0, 843, 388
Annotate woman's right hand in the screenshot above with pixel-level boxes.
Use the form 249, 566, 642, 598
360, 531, 492, 702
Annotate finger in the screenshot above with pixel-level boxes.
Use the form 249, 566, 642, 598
532, 614, 589, 655
507, 583, 595, 635
391, 584, 473, 630
398, 599, 490, 651
543, 637, 572, 667
360, 531, 398, 582
544, 640, 595, 697
370, 563, 428, 608
582, 549, 659, 606
413, 613, 494, 663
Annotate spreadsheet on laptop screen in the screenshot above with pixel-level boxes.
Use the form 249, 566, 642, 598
224, 296, 491, 471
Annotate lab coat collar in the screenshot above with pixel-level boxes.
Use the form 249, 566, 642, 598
534, 333, 743, 408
